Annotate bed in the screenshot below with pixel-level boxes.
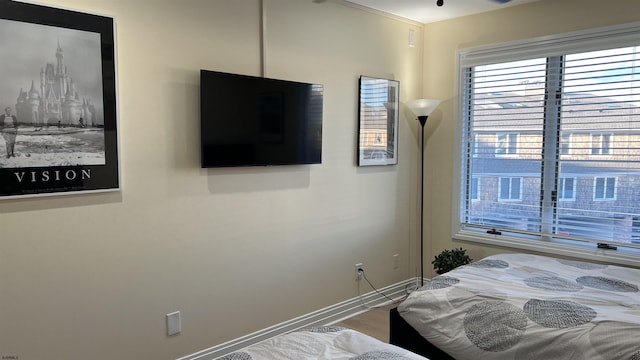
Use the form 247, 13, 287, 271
217, 325, 430, 360
390, 253, 640, 360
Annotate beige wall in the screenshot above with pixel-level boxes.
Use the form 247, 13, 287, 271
5, 0, 639, 358
421, 0, 640, 271
0, 1, 424, 359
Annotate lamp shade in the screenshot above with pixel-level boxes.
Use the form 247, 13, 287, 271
407, 98, 442, 117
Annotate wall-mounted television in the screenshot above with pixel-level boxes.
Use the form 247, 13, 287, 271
200, 70, 324, 168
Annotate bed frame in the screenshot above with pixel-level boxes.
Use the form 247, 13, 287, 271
389, 307, 455, 360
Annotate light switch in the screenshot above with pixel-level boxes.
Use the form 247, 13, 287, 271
167, 311, 181, 336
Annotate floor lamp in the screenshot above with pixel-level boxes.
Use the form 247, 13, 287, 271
407, 99, 441, 287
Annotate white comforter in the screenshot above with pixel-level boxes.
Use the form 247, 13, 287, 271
217, 326, 429, 360
398, 253, 640, 360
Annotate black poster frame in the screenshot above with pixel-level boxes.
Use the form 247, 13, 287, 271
0, 0, 118, 199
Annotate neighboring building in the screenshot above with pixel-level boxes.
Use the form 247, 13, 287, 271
468, 89, 640, 243
359, 103, 390, 157
15, 41, 99, 127
358, 79, 398, 160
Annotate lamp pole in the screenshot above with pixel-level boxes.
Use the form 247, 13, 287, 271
418, 115, 428, 287
407, 98, 441, 289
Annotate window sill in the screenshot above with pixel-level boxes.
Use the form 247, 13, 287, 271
453, 229, 640, 268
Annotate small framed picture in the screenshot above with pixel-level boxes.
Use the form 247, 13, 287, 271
357, 76, 399, 166
0, 1, 118, 199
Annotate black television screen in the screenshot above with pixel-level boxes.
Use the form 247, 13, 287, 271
200, 70, 323, 168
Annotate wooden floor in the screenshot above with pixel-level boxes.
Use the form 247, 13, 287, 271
333, 303, 398, 343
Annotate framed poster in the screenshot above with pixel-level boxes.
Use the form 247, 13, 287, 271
357, 76, 399, 166
0, 1, 118, 199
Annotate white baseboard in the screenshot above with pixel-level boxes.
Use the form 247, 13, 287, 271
177, 278, 418, 360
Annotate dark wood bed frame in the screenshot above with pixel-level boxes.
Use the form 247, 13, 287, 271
389, 307, 455, 360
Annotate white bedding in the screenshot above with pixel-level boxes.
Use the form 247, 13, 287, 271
398, 253, 640, 360
217, 326, 429, 360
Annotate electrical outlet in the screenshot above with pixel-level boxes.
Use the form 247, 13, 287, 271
393, 254, 399, 270
355, 263, 364, 280
166, 311, 181, 336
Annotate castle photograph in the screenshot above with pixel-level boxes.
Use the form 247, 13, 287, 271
0, 18, 105, 168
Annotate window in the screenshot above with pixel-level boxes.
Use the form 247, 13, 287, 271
470, 177, 479, 200
472, 134, 479, 157
594, 177, 616, 200
495, 133, 518, 156
499, 177, 522, 201
560, 133, 572, 155
591, 133, 612, 155
558, 177, 576, 201
455, 22, 640, 264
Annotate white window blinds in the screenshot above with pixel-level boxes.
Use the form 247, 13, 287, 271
459, 27, 640, 251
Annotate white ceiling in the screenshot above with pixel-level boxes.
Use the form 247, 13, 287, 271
343, 0, 541, 24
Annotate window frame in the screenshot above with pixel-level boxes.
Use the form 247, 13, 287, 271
560, 133, 572, 156
495, 132, 519, 157
590, 133, 613, 155
593, 176, 617, 201
470, 176, 480, 201
451, 21, 640, 268
498, 176, 522, 201
558, 177, 576, 201
472, 133, 480, 158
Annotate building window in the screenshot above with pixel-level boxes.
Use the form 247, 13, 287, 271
499, 177, 522, 201
472, 134, 479, 157
560, 133, 572, 155
470, 177, 479, 200
594, 177, 616, 200
558, 177, 576, 201
455, 23, 640, 264
495, 133, 518, 156
591, 133, 612, 155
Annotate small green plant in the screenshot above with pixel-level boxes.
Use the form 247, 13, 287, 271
432, 248, 472, 274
